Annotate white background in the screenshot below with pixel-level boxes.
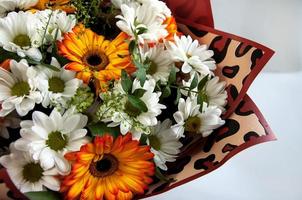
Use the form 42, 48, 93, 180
148, 1, 302, 199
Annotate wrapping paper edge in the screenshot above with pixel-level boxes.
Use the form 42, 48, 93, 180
175, 17, 275, 119
140, 95, 276, 199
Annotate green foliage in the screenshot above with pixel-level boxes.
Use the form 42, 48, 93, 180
190, 73, 199, 90
69, 87, 95, 113
198, 75, 209, 91
25, 191, 61, 200
132, 88, 146, 98
88, 122, 120, 138
127, 95, 148, 113
121, 70, 132, 93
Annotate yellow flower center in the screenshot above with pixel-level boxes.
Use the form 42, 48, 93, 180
48, 77, 65, 93
11, 81, 30, 97
185, 116, 202, 133
23, 163, 43, 183
89, 154, 119, 178
46, 131, 68, 151
13, 34, 31, 48
148, 135, 161, 151
84, 51, 109, 71
147, 61, 158, 75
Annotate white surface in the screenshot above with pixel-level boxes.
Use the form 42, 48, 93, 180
211, 0, 302, 72
148, 72, 302, 200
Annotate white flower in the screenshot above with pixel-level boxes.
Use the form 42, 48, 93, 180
166, 35, 216, 76
0, 11, 42, 61
0, 143, 60, 193
182, 75, 228, 111
147, 119, 182, 170
0, 0, 38, 18
0, 59, 42, 117
14, 108, 89, 174
116, 0, 171, 43
33, 9, 76, 46
0, 112, 21, 139
203, 76, 227, 111
35, 58, 82, 109
99, 78, 166, 139
142, 44, 174, 83
172, 97, 225, 138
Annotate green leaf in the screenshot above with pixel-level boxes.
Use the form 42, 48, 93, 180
197, 93, 206, 112
132, 88, 146, 98
168, 67, 177, 84
25, 191, 61, 200
0, 48, 20, 63
88, 122, 120, 138
190, 73, 199, 90
137, 27, 148, 35
174, 88, 181, 105
155, 168, 170, 183
129, 40, 136, 54
121, 70, 132, 93
132, 58, 146, 70
161, 86, 171, 99
198, 74, 209, 91
136, 68, 147, 87
128, 95, 148, 112
139, 133, 148, 145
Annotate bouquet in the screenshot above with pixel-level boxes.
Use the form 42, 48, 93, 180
0, 0, 275, 199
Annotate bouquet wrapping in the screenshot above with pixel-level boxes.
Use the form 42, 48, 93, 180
0, 0, 275, 199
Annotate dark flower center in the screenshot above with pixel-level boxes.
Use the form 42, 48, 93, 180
48, 77, 65, 93
46, 131, 68, 151
11, 81, 30, 97
89, 154, 118, 178
185, 116, 202, 133
13, 34, 31, 48
147, 61, 158, 75
87, 55, 102, 66
23, 163, 43, 183
84, 51, 109, 71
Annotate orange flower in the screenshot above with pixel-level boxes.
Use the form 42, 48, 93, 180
0, 59, 11, 70
58, 25, 135, 92
61, 134, 155, 200
164, 17, 182, 41
33, 0, 75, 13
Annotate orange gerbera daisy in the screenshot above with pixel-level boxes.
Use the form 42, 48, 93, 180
58, 25, 135, 91
61, 134, 155, 200
164, 17, 181, 41
33, 0, 75, 13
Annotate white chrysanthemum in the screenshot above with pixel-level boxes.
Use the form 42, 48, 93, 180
0, 113, 20, 139
172, 97, 225, 138
33, 9, 76, 46
0, 59, 42, 117
0, 11, 42, 61
116, 0, 171, 43
35, 58, 82, 109
182, 75, 228, 111
0, 144, 60, 193
14, 108, 89, 174
142, 44, 174, 83
0, 0, 38, 18
166, 35, 216, 76
99, 78, 166, 139
147, 119, 183, 170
